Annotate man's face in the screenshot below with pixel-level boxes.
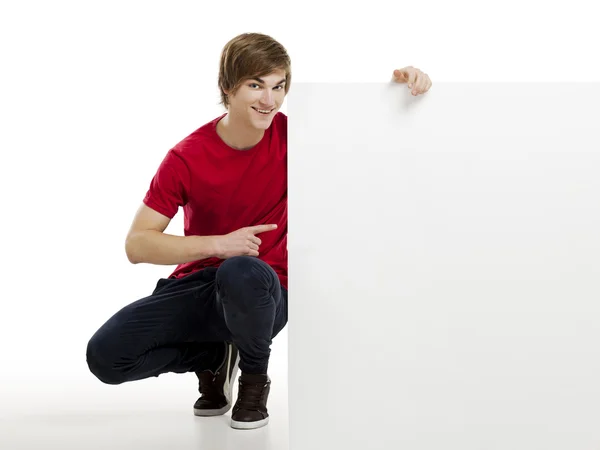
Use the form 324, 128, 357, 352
226, 69, 287, 130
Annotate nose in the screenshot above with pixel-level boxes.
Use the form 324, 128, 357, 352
260, 89, 274, 107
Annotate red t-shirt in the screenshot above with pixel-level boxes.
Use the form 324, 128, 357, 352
142, 112, 288, 289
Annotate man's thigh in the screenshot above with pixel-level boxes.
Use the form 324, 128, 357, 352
89, 268, 229, 358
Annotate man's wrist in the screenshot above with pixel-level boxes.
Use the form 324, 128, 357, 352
195, 235, 220, 260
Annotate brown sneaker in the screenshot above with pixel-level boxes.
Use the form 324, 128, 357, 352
230, 373, 271, 430
193, 342, 239, 416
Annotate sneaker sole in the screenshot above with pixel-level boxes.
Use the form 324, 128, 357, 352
193, 343, 240, 417
231, 416, 270, 430
193, 404, 232, 416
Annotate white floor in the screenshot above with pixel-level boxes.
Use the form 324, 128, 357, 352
0, 332, 289, 450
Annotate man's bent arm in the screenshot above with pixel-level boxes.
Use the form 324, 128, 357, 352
126, 230, 218, 265
125, 203, 218, 265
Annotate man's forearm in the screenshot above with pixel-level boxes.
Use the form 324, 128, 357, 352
125, 230, 218, 265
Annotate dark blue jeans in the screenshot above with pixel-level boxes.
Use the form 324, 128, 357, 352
86, 256, 287, 384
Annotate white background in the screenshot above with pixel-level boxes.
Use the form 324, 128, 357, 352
0, 1, 599, 449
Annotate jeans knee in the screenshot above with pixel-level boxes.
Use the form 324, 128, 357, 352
86, 334, 125, 385
216, 256, 277, 291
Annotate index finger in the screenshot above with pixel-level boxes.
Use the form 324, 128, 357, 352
393, 69, 409, 82
248, 224, 278, 235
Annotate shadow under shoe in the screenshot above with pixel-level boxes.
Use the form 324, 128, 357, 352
193, 342, 239, 416
230, 373, 271, 430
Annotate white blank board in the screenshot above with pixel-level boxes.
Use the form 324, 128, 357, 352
287, 83, 600, 450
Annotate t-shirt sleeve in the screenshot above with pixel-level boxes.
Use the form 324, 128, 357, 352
142, 149, 191, 219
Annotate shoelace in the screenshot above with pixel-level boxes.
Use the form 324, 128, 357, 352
237, 381, 267, 410
198, 371, 219, 396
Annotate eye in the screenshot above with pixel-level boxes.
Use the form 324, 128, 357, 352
248, 83, 285, 91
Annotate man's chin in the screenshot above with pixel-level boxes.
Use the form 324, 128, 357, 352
251, 118, 274, 130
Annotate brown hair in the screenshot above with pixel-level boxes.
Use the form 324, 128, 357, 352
218, 33, 292, 108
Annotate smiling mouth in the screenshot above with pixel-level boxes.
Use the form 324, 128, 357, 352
252, 107, 274, 115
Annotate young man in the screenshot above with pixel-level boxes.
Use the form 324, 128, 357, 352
85, 32, 432, 430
